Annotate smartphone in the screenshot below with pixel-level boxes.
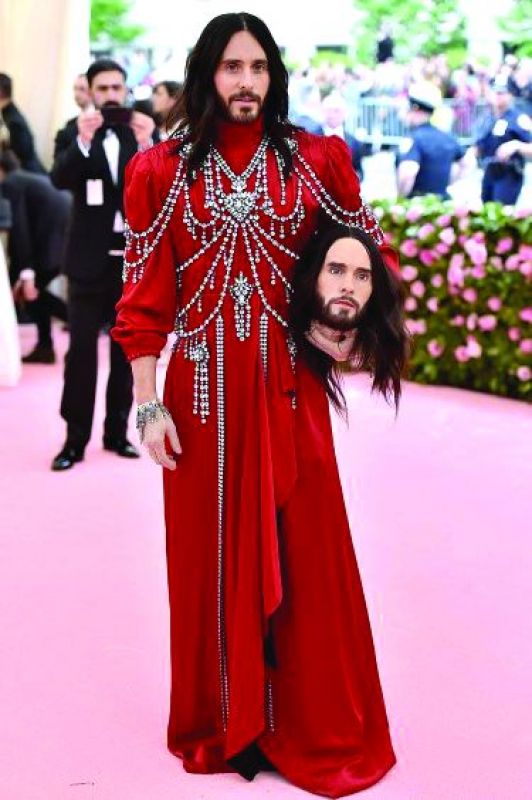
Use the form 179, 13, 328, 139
101, 106, 133, 127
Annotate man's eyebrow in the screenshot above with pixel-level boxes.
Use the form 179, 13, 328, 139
326, 261, 371, 271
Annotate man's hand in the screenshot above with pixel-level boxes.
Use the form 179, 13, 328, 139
130, 111, 156, 150
143, 412, 182, 470
77, 107, 104, 147
12, 276, 39, 303
495, 140, 521, 162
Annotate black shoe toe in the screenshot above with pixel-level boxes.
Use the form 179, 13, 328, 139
103, 439, 140, 458
51, 445, 84, 471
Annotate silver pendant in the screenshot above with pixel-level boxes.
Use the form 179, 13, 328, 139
223, 190, 256, 222
188, 336, 210, 423
229, 272, 254, 341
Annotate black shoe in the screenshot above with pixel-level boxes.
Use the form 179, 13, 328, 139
103, 438, 140, 458
51, 444, 84, 471
22, 343, 56, 364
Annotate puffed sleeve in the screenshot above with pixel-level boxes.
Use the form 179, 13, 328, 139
322, 134, 362, 212
112, 147, 178, 361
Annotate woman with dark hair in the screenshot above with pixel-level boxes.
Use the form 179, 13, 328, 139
290, 223, 409, 414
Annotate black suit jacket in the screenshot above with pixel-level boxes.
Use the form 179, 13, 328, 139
2, 170, 71, 285
50, 123, 138, 284
1, 102, 46, 174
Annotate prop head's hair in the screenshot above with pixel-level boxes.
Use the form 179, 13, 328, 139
290, 223, 409, 414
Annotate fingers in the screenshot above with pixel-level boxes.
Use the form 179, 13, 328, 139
147, 443, 176, 470
166, 420, 182, 455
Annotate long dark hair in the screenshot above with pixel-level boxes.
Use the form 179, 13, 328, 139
168, 12, 295, 179
290, 223, 410, 414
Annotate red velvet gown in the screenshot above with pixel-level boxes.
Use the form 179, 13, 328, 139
113, 117, 396, 798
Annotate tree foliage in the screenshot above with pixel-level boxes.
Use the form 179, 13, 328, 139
499, 0, 532, 58
90, 0, 145, 45
352, 0, 467, 65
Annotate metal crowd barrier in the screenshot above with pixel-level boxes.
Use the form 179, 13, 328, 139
347, 97, 490, 147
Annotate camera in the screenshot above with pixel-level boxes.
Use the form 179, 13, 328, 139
101, 106, 133, 127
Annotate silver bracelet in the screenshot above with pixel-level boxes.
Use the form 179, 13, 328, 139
136, 398, 170, 443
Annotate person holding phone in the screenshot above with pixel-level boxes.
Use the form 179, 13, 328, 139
50, 59, 155, 470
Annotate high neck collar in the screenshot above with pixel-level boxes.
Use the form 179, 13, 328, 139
214, 115, 265, 172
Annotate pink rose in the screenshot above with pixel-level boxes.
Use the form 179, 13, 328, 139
427, 339, 444, 357
478, 314, 497, 332
437, 214, 451, 227
466, 313, 478, 331
405, 296, 418, 312
406, 319, 427, 335
439, 227, 456, 246
490, 256, 503, 270
515, 207, 532, 219
426, 297, 438, 312
406, 207, 422, 222
453, 205, 469, 218
462, 287, 478, 303
519, 339, 532, 354
419, 249, 435, 266
431, 274, 444, 288
383, 231, 393, 244
505, 255, 520, 271
517, 366, 531, 381
519, 308, 532, 324
518, 245, 532, 260
496, 237, 513, 254
411, 280, 426, 298
471, 264, 486, 279
435, 242, 449, 255
466, 335, 482, 358
520, 261, 532, 277
402, 265, 418, 281
400, 239, 418, 258
418, 223, 435, 239
508, 327, 521, 342
454, 345, 470, 362
450, 314, 465, 326
459, 218, 470, 231
464, 239, 487, 266
487, 297, 502, 312
472, 231, 485, 243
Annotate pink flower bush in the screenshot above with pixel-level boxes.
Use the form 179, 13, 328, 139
411, 280, 425, 298
508, 327, 521, 342
478, 315, 497, 332
517, 366, 531, 382
496, 237, 513, 254
490, 256, 503, 270
427, 339, 444, 357
401, 265, 418, 281
520, 261, 532, 277
439, 227, 456, 246
435, 242, 450, 255
519, 339, 532, 354
453, 205, 469, 218
426, 297, 439, 312
466, 336, 482, 358
471, 264, 486, 279
447, 253, 465, 286
466, 313, 478, 330
462, 288, 478, 303
406, 319, 427, 335
454, 345, 469, 362
437, 214, 451, 227
400, 239, 418, 257
450, 315, 465, 326
518, 245, 532, 260
472, 231, 485, 243
431, 274, 444, 288
519, 308, 532, 324
505, 254, 520, 271
406, 207, 422, 222
404, 297, 418, 312
487, 297, 502, 312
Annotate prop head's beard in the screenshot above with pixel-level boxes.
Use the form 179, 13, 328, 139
312, 291, 364, 332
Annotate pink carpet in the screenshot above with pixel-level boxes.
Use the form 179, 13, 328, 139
1, 325, 531, 800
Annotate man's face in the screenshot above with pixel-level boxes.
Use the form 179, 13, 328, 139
73, 75, 89, 110
152, 84, 174, 115
315, 237, 373, 330
213, 31, 270, 123
323, 104, 345, 129
490, 89, 512, 116
90, 70, 127, 109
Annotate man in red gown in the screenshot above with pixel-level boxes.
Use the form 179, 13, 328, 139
113, 13, 397, 798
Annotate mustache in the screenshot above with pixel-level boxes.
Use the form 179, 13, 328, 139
229, 92, 261, 103
102, 101, 121, 108
329, 297, 359, 311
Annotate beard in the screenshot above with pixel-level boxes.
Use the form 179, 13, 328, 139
217, 91, 264, 123
312, 293, 363, 332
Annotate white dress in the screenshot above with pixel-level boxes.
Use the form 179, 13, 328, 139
0, 241, 21, 386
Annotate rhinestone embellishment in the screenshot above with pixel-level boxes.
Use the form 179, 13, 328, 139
223, 190, 257, 222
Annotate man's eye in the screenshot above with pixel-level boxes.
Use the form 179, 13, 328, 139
329, 266, 341, 274
254, 63, 268, 72
225, 63, 239, 72
357, 272, 371, 281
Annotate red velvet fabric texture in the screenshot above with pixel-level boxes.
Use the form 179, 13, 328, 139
113, 118, 396, 797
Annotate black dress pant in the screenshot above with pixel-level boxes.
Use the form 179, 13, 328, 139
27, 272, 68, 347
60, 256, 133, 449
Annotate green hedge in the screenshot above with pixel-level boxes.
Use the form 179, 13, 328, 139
373, 196, 532, 402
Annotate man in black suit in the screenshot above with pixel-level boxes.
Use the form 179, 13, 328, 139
0, 73, 46, 174
0, 149, 70, 362
321, 92, 367, 182
50, 59, 155, 471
